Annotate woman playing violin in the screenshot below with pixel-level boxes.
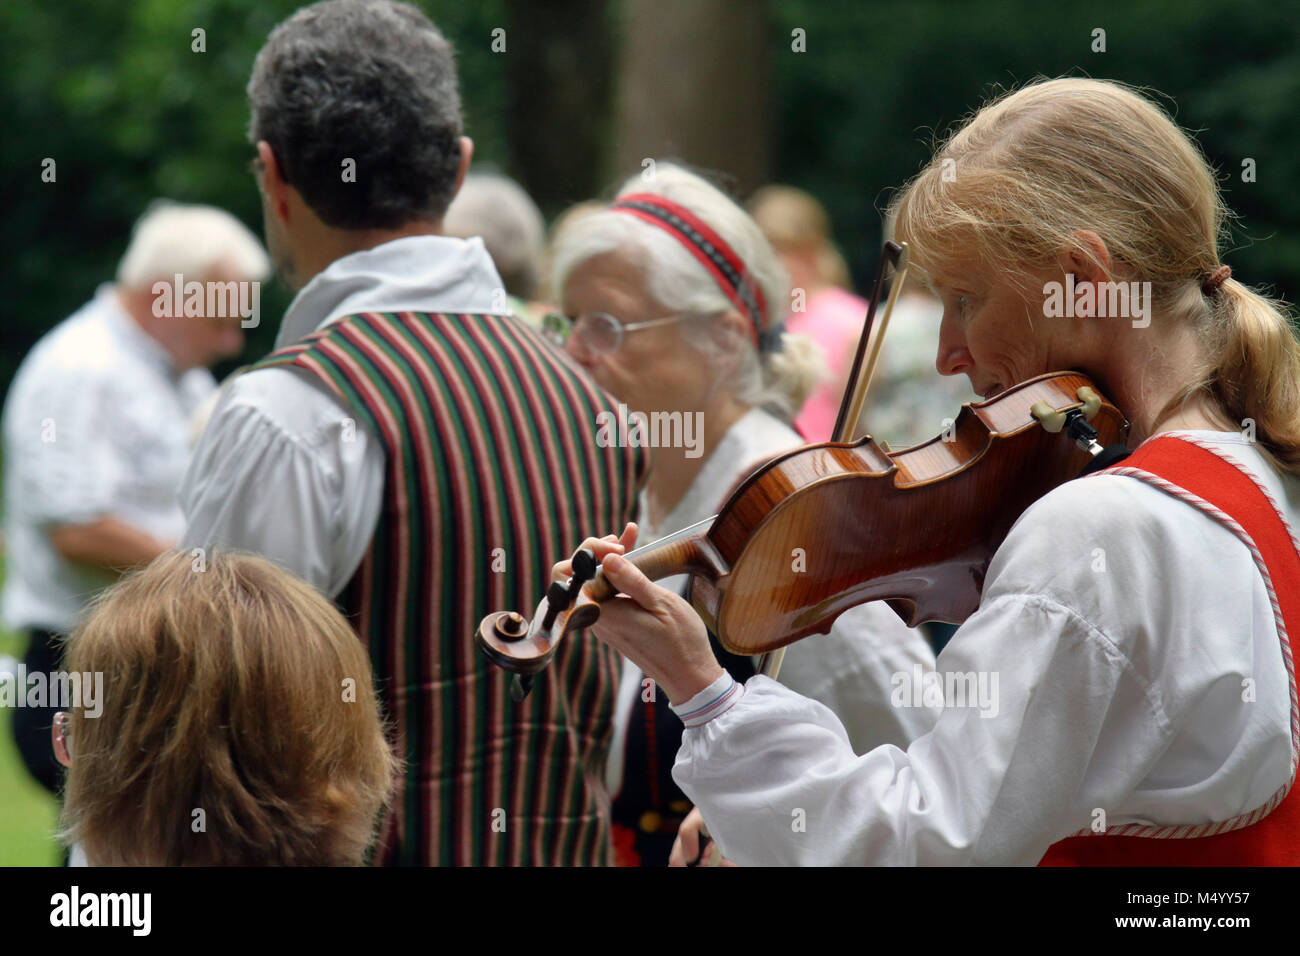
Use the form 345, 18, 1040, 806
560, 77, 1300, 865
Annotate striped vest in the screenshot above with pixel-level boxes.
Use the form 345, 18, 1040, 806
255, 311, 646, 865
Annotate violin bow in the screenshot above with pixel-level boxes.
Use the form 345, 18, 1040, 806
754, 240, 911, 682
832, 239, 911, 444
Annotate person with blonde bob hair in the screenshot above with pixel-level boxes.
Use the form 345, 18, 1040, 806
550, 163, 940, 865
55, 550, 398, 866
558, 78, 1300, 866
746, 184, 860, 441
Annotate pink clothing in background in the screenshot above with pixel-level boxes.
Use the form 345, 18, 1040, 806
786, 287, 867, 442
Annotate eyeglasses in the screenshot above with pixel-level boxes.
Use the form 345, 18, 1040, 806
542, 311, 691, 356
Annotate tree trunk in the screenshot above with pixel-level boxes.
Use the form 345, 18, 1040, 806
615, 0, 772, 195
505, 0, 616, 217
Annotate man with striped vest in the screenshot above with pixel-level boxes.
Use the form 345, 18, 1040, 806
181, 0, 646, 865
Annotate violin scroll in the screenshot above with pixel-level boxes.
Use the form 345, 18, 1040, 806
476, 520, 724, 700
476, 547, 609, 700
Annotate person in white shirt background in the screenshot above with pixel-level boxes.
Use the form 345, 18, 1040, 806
1, 200, 269, 794
552, 78, 1300, 866
549, 163, 941, 865
747, 184, 978, 450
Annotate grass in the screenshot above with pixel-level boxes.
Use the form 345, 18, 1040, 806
0, 559, 64, 866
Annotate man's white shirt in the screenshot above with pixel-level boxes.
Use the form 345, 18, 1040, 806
180, 235, 507, 597
669, 431, 1297, 865
1, 285, 214, 633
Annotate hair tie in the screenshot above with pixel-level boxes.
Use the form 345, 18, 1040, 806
1201, 265, 1231, 296
757, 322, 785, 355
609, 193, 768, 348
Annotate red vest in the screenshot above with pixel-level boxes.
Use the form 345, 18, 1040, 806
1039, 435, 1300, 866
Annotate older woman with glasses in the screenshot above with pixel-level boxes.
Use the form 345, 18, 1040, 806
549, 163, 940, 865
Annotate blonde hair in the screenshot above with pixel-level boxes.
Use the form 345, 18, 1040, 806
888, 77, 1300, 473
551, 163, 824, 418
748, 184, 852, 289
59, 550, 398, 866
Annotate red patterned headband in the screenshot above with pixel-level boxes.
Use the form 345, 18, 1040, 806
609, 192, 770, 347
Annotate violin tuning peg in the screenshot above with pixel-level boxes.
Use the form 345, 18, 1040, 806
1076, 386, 1102, 421
541, 580, 570, 630
565, 548, 599, 603
571, 548, 598, 583
1031, 401, 1066, 434
547, 579, 570, 606
510, 674, 534, 702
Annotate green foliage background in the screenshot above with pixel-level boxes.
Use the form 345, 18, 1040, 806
1, 0, 512, 391
0, 0, 1297, 864
769, 0, 1300, 299
3, 0, 1297, 396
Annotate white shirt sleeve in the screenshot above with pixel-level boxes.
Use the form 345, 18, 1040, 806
16, 372, 127, 527
179, 366, 384, 598
775, 601, 940, 753
669, 470, 1292, 866
671, 591, 1152, 865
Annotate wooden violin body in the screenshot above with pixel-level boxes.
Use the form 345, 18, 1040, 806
478, 370, 1128, 682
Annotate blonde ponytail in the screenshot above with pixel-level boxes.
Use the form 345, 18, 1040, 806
1200, 281, 1300, 473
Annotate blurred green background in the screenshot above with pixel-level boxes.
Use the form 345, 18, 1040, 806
4, 0, 1298, 397
1, 0, 1297, 864
0, 612, 59, 865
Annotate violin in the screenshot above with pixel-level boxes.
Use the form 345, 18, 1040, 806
476, 242, 1130, 700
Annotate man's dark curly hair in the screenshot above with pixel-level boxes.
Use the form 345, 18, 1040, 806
247, 0, 463, 230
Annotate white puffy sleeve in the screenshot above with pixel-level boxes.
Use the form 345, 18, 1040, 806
669, 473, 1279, 865
179, 367, 383, 598
672, 590, 1149, 865
775, 601, 940, 753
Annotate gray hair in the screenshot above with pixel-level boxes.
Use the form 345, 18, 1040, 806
247, 0, 463, 230
443, 172, 546, 299
551, 163, 825, 417
117, 201, 270, 288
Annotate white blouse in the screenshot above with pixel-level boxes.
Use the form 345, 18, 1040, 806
606, 407, 939, 793
669, 430, 1297, 865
